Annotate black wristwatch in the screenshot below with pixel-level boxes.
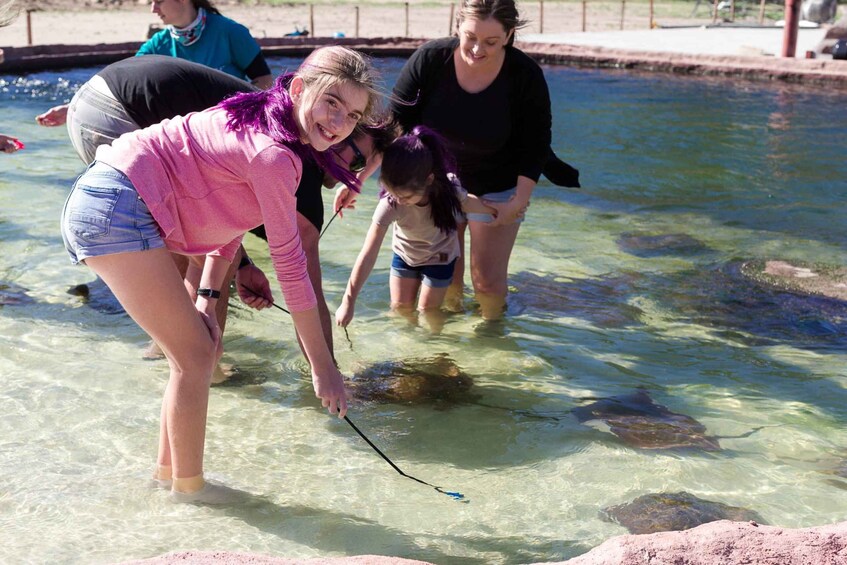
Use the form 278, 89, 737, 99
196, 288, 221, 299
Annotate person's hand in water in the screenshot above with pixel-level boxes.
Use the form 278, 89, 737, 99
35, 104, 69, 127
313, 365, 348, 418
335, 298, 355, 327
236, 262, 274, 309
0, 134, 24, 153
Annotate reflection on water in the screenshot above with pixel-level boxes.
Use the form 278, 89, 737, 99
1, 58, 847, 564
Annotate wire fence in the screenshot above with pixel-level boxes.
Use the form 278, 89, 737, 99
7, 0, 836, 48
242, 0, 797, 40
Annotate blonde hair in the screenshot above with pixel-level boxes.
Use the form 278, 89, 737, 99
297, 46, 384, 127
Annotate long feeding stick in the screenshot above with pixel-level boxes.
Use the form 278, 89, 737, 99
237, 290, 465, 500
341, 413, 467, 502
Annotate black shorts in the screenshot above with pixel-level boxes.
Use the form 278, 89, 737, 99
249, 159, 325, 241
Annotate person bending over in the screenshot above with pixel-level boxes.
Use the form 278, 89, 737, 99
59, 46, 382, 503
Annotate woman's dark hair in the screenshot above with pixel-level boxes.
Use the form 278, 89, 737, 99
191, 0, 221, 16
379, 126, 462, 234
456, 0, 527, 47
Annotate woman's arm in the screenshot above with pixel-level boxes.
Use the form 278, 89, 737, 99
336, 221, 390, 327
291, 306, 348, 417
244, 53, 273, 89
194, 253, 234, 362
511, 51, 553, 189
485, 175, 535, 227
35, 104, 69, 127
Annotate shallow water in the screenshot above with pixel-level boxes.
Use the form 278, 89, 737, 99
1, 58, 846, 564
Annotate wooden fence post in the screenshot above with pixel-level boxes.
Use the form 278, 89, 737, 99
758, 0, 766, 23
649, 0, 654, 28
620, 0, 625, 30
26, 9, 33, 46
539, 0, 544, 33
582, 0, 587, 32
448, 3, 454, 35
310, 4, 315, 37
355, 6, 359, 37
405, 2, 409, 37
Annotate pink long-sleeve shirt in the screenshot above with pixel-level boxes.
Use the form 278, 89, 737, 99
96, 106, 316, 312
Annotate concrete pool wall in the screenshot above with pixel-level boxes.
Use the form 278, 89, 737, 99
2, 35, 847, 87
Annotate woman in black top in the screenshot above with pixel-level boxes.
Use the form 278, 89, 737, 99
392, 0, 552, 320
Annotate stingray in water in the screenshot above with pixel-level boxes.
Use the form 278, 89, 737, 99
616, 232, 709, 258
67, 277, 125, 315
601, 492, 765, 534
654, 261, 847, 351
572, 390, 739, 451
348, 353, 477, 406
0, 281, 35, 305
509, 270, 644, 328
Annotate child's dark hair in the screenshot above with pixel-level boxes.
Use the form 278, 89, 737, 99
379, 126, 462, 234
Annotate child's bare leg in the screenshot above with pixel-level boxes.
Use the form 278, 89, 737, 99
86, 248, 217, 489
417, 284, 449, 333
390, 275, 421, 325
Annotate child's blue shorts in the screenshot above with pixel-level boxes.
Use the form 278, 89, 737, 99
390, 254, 456, 288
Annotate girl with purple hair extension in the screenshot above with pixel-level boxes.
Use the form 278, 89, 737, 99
336, 126, 496, 332
59, 46, 382, 504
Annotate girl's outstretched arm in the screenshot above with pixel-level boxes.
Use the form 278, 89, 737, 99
336, 221, 390, 327
461, 193, 498, 216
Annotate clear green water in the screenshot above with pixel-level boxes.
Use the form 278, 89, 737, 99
1, 58, 846, 564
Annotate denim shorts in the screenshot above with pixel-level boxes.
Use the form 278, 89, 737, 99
66, 76, 140, 164
390, 254, 456, 288
61, 162, 165, 264
466, 187, 524, 224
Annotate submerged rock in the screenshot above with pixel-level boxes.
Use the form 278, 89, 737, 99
616, 232, 708, 258
0, 281, 34, 305
349, 353, 475, 405
572, 390, 720, 451
601, 492, 765, 535
562, 519, 846, 565
740, 259, 847, 302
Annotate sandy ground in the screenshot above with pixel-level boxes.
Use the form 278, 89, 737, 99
0, 0, 828, 56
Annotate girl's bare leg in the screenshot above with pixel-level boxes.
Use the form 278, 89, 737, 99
417, 284, 449, 333
390, 275, 422, 325
468, 221, 521, 320
86, 248, 217, 485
